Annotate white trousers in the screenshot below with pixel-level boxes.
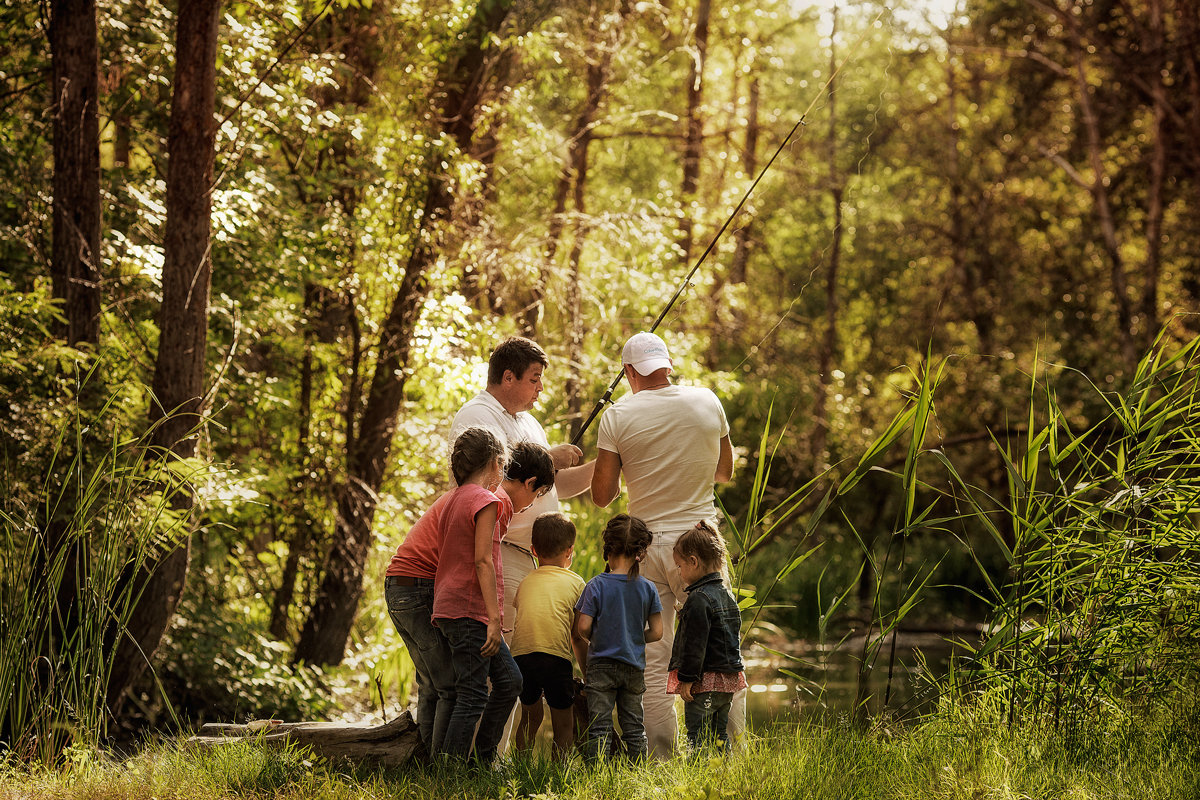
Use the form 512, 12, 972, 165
642, 531, 746, 758
497, 543, 537, 755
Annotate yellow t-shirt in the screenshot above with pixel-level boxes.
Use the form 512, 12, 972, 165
510, 565, 586, 662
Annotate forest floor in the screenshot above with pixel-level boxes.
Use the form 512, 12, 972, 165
2, 708, 1198, 800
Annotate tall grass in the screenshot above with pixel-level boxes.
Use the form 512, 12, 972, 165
0, 392, 199, 762
721, 355, 958, 719
3, 703, 1197, 800
942, 329, 1200, 735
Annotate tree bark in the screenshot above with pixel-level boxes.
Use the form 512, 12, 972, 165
106, 0, 221, 715
678, 0, 711, 268
294, 0, 520, 666
50, 0, 102, 346
812, 5, 842, 469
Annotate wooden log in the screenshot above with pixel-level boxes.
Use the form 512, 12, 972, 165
186, 712, 423, 769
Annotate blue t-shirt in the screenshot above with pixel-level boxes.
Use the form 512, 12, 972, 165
575, 571, 662, 669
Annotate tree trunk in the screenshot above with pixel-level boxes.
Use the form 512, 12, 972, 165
270, 284, 319, 641
1140, 0, 1166, 341
188, 713, 421, 768
1072, 45, 1137, 370
50, 0, 102, 346
526, 0, 628, 340
678, 0, 711, 268
812, 6, 841, 469
294, 0, 520, 666
729, 74, 759, 287
106, 0, 221, 715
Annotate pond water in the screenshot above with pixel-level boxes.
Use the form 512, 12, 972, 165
742, 629, 969, 729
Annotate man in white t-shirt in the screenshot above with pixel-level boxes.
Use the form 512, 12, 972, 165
591, 331, 737, 758
449, 337, 595, 627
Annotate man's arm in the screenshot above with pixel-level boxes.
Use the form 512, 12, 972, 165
554, 460, 596, 498
714, 434, 734, 483
591, 448, 622, 507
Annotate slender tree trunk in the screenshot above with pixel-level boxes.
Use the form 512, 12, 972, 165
294, 0, 521, 666
729, 74, 759, 287
1141, 0, 1166, 341
270, 284, 318, 640
106, 0, 221, 715
563, 128, 593, 439
1073, 46, 1137, 369
812, 6, 841, 468
50, 0, 102, 346
678, 0, 711, 267
526, 0, 627, 339
41, 0, 103, 670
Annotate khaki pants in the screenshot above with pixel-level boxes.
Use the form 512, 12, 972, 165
497, 543, 537, 755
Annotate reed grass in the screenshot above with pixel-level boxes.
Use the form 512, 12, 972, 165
939, 328, 1200, 735
0, 387, 203, 762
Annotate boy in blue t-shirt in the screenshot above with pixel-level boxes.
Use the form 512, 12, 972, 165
573, 514, 663, 760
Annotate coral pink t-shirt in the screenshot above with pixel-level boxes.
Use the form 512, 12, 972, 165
385, 491, 453, 579
432, 484, 513, 625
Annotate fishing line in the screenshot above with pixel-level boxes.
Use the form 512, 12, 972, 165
573, 5, 890, 446
732, 9, 895, 374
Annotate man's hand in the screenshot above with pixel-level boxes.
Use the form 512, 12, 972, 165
678, 681, 695, 702
548, 443, 583, 470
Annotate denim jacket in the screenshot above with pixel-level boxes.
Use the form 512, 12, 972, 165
668, 572, 745, 683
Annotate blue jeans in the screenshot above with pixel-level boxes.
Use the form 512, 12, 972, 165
438, 617, 522, 764
584, 657, 647, 760
385, 578, 456, 752
683, 691, 734, 751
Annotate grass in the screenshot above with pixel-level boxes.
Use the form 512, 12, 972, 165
2, 705, 1198, 800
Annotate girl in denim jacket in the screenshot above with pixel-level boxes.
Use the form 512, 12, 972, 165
667, 521, 747, 751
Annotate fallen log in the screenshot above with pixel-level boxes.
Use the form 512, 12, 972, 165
186, 712, 423, 769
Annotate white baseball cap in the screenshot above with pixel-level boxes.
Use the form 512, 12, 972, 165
622, 331, 673, 376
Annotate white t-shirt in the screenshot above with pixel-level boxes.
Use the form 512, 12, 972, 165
596, 384, 729, 532
448, 389, 558, 550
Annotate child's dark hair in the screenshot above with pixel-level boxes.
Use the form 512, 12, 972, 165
505, 441, 555, 490
601, 514, 653, 580
451, 427, 506, 485
673, 520, 727, 573
487, 337, 549, 385
532, 512, 576, 560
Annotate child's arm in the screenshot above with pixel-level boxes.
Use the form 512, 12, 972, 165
473, 503, 502, 657
571, 610, 590, 676
645, 611, 663, 644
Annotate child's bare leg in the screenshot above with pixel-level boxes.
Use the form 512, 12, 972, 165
516, 701, 543, 750
548, 706, 576, 759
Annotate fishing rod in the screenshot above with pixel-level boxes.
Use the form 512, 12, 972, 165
570, 8, 886, 448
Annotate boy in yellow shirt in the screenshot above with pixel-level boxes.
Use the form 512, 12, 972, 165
510, 512, 588, 758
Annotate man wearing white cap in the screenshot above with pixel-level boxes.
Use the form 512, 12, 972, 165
591, 331, 736, 758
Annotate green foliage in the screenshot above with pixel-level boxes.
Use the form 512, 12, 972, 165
151, 595, 336, 726
0, 377, 200, 762
947, 329, 1200, 734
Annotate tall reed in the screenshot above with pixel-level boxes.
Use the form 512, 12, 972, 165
942, 328, 1200, 736
0, 393, 200, 762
